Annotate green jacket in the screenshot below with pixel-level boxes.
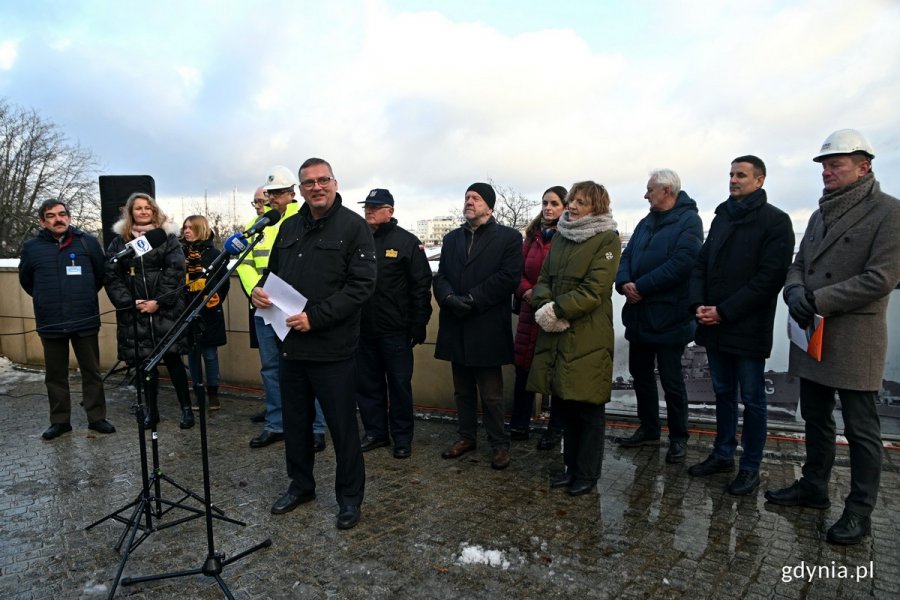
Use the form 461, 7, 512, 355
527, 213, 620, 404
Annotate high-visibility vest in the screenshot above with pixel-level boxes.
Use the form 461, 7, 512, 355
235, 201, 300, 298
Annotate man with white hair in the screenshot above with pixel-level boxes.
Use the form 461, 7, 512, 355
614, 169, 703, 464
765, 129, 900, 545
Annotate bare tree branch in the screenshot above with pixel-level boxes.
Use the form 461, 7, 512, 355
0, 98, 102, 256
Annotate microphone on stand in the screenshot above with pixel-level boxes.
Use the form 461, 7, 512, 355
109, 228, 168, 263
223, 233, 249, 255
241, 209, 281, 238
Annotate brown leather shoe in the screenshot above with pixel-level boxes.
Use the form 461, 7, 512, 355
441, 439, 476, 459
491, 448, 511, 470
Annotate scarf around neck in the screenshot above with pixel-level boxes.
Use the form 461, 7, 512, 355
819, 171, 875, 229
556, 211, 618, 243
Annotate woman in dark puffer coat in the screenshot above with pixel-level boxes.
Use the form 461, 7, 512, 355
509, 186, 566, 448
105, 193, 194, 429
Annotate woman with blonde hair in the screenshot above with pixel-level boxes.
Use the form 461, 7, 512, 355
105, 193, 194, 429
527, 181, 620, 496
181, 215, 229, 411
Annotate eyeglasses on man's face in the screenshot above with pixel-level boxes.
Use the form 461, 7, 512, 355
264, 188, 292, 198
299, 176, 335, 189
251, 199, 268, 207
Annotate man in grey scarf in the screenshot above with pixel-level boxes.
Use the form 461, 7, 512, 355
765, 129, 900, 545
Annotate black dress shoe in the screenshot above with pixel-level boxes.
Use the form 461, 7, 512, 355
508, 428, 529, 441
336, 505, 361, 529
568, 479, 596, 496
665, 440, 687, 464
42, 423, 72, 440
250, 410, 266, 424
827, 509, 871, 545
764, 480, 830, 509
536, 429, 561, 450
88, 419, 116, 434
250, 430, 284, 448
688, 455, 734, 477
727, 469, 760, 496
271, 489, 316, 515
313, 432, 326, 452
616, 427, 661, 448
550, 472, 573, 489
393, 445, 411, 459
360, 435, 389, 452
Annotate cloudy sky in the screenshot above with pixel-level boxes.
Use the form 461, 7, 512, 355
2, 0, 898, 232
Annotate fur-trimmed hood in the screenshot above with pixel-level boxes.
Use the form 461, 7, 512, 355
111, 218, 180, 237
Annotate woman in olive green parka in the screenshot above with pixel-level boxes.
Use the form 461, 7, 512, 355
527, 181, 620, 496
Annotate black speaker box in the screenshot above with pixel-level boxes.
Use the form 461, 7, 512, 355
99, 175, 156, 250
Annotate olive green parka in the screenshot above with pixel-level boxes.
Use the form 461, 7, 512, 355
527, 212, 620, 404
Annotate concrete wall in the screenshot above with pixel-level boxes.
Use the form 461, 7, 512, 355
0, 266, 517, 412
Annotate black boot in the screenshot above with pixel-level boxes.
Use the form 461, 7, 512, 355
207, 386, 220, 411
179, 407, 195, 429
143, 378, 160, 428
176, 384, 195, 429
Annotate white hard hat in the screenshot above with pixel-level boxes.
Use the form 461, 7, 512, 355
262, 165, 298, 190
813, 129, 875, 162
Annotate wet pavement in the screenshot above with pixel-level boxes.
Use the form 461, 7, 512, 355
1, 362, 899, 599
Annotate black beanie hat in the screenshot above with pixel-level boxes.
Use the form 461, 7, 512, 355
466, 182, 496, 209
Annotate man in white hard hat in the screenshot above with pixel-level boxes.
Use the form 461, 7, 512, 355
765, 129, 900, 545
239, 167, 327, 450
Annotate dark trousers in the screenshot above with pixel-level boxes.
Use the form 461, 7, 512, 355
42, 332, 106, 424
629, 342, 689, 441
558, 399, 606, 483
511, 366, 561, 432
355, 335, 414, 444
142, 353, 192, 410
799, 379, 882, 516
451, 363, 509, 449
281, 357, 365, 508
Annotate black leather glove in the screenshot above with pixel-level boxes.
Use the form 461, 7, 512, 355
443, 294, 474, 318
409, 324, 427, 347
785, 285, 816, 328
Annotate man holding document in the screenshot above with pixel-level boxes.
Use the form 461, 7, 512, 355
252, 158, 376, 530
766, 130, 900, 545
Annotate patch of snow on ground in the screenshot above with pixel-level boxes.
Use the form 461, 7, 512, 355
457, 544, 511, 569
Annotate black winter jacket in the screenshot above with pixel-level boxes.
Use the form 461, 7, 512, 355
689, 189, 794, 358
616, 191, 703, 346
19, 227, 105, 338
264, 194, 376, 361
105, 230, 189, 364
183, 236, 230, 348
433, 217, 523, 367
361, 219, 433, 339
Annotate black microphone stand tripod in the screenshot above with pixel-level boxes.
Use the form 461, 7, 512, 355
118, 233, 271, 598
86, 252, 242, 599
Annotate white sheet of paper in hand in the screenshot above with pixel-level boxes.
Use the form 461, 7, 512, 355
257, 272, 308, 341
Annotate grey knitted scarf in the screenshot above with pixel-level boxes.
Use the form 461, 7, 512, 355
819, 172, 876, 229
556, 211, 618, 243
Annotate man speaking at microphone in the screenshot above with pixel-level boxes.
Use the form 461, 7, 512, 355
252, 158, 376, 530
